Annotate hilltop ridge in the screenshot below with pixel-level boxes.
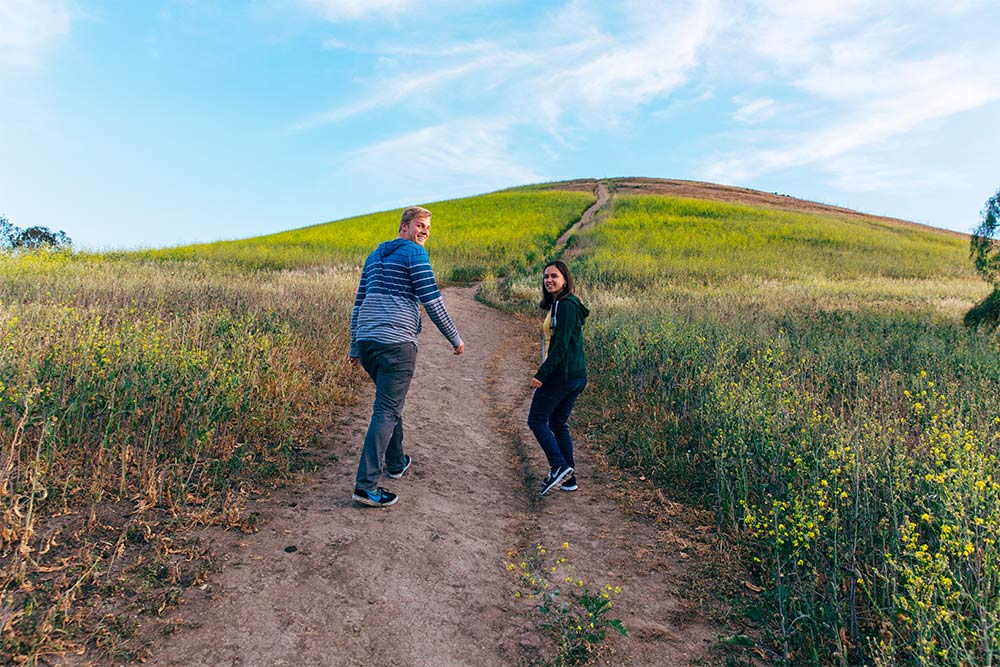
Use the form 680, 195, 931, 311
527, 177, 967, 239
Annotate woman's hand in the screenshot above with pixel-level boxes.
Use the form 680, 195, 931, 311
530, 378, 542, 389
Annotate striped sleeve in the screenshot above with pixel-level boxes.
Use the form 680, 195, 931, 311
411, 248, 462, 347
349, 260, 368, 357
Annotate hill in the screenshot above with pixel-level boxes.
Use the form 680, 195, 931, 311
2, 178, 997, 667
527, 176, 968, 238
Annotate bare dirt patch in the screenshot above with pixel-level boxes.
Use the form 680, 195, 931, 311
84, 287, 724, 667
556, 182, 611, 247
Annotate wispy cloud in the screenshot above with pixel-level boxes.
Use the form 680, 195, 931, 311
732, 97, 779, 124
291, 54, 513, 129
349, 118, 541, 189
529, 0, 724, 129
293, 0, 416, 22
0, 0, 72, 67
293, 0, 998, 203
299, 0, 723, 133
825, 154, 960, 194
704, 2, 1000, 189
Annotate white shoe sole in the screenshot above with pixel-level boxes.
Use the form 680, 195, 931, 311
352, 493, 398, 507
387, 457, 411, 479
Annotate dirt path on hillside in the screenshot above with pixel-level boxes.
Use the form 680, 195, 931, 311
556, 181, 611, 246
126, 287, 719, 667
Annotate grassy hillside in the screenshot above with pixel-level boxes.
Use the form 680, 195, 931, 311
147, 190, 594, 280
0, 188, 592, 664
3, 177, 996, 666
486, 186, 996, 667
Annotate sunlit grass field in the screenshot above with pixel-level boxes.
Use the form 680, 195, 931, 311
0, 188, 592, 664
488, 193, 998, 666
5, 181, 996, 666
148, 190, 594, 280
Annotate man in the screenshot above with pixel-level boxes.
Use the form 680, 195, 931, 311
349, 206, 464, 507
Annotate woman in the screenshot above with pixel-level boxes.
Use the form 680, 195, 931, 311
528, 260, 590, 496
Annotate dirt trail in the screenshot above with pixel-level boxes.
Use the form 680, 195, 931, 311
133, 287, 718, 667
556, 182, 611, 247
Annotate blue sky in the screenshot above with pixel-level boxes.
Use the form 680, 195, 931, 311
2, 0, 999, 250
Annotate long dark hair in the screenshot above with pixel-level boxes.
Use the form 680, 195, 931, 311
539, 260, 575, 309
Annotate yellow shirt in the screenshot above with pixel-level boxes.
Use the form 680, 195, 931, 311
542, 308, 552, 362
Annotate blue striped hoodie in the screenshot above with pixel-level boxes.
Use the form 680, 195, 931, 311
349, 238, 462, 356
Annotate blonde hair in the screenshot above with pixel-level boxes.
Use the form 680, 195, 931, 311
400, 206, 431, 228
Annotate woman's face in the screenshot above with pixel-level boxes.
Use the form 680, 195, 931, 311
543, 265, 566, 294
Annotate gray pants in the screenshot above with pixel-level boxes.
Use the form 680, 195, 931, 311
355, 340, 417, 491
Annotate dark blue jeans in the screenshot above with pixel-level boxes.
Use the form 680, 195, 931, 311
527, 376, 587, 470
355, 340, 416, 491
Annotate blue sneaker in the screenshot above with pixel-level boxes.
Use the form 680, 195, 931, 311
387, 455, 411, 479
540, 465, 574, 496
352, 487, 398, 507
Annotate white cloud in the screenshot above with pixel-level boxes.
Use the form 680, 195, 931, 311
825, 154, 959, 193
0, 0, 72, 66
349, 119, 541, 189
732, 97, 779, 124
292, 51, 524, 129
707, 48, 1000, 184
524, 0, 725, 130
744, 0, 889, 67
294, 0, 415, 22
299, 0, 723, 134
321, 38, 350, 50
704, 2, 1000, 188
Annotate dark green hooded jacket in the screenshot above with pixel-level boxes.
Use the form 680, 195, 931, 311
534, 294, 589, 384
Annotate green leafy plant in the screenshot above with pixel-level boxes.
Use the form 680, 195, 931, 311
507, 542, 627, 666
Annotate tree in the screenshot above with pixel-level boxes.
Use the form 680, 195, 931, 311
965, 188, 1000, 328
0, 216, 15, 250
0, 215, 73, 252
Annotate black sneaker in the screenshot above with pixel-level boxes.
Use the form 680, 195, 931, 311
559, 475, 578, 492
387, 455, 411, 479
540, 465, 574, 496
352, 487, 398, 507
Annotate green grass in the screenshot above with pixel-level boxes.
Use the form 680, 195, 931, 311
0, 252, 362, 663
506, 194, 997, 667
146, 190, 595, 280
0, 185, 593, 664
574, 195, 973, 286
5, 181, 996, 667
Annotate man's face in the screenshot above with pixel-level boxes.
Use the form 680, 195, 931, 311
400, 216, 431, 245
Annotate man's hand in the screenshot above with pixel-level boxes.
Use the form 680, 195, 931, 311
349, 356, 361, 368
453, 342, 465, 356
530, 377, 542, 389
